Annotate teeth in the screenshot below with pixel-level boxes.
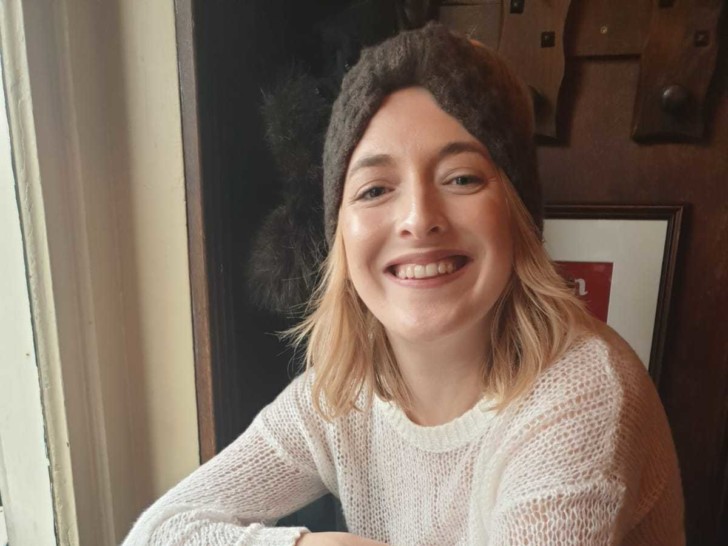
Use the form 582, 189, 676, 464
393, 257, 462, 280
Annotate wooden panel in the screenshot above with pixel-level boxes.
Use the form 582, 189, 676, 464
632, 0, 724, 140
441, 0, 654, 58
438, 3, 501, 49
499, 0, 572, 137
566, 0, 652, 57
539, 56, 728, 545
440, 0, 489, 4
174, 0, 217, 464
720, 402, 728, 545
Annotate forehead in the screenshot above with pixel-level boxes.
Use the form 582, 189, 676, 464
346, 86, 491, 169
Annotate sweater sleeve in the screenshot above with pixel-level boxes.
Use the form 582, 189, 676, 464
122, 372, 330, 546
487, 335, 674, 546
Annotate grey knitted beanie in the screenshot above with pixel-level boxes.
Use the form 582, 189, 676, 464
323, 21, 543, 245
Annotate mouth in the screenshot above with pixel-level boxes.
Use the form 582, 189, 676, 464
387, 255, 470, 280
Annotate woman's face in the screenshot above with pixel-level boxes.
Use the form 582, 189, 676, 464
339, 86, 514, 344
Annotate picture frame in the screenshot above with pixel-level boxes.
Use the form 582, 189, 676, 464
543, 205, 685, 384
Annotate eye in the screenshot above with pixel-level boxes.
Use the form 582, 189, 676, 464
446, 174, 483, 187
356, 186, 389, 201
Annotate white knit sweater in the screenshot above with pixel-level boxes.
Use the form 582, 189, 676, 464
122, 329, 684, 545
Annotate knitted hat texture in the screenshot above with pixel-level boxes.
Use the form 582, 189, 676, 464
323, 22, 543, 245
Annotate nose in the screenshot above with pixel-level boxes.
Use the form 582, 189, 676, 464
396, 179, 449, 239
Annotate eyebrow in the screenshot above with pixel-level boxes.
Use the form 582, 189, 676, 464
347, 140, 490, 179
347, 154, 395, 178
349, 140, 490, 176
437, 141, 490, 162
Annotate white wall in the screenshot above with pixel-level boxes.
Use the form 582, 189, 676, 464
0, 0, 200, 543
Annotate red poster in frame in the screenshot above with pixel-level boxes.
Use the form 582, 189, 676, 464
554, 261, 614, 323
544, 205, 684, 384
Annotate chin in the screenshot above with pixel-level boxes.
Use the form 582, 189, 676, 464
384, 315, 473, 345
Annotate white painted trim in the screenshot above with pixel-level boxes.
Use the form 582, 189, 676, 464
0, 7, 57, 543
0, 1, 113, 544
0, 507, 8, 545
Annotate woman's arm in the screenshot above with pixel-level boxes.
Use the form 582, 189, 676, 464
296, 532, 389, 546
489, 477, 626, 545
122, 373, 331, 546
488, 382, 627, 544
486, 335, 684, 545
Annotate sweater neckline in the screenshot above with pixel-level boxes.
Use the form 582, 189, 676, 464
373, 394, 496, 452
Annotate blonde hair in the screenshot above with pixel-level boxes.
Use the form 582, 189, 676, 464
285, 174, 595, 419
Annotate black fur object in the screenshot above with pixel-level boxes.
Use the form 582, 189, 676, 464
396, 0, 440, 29
259, 65, 332, 185
247, 66, 332, 315
247, 202, 326, 316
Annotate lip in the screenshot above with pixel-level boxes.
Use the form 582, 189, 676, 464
383, 248, 472, 270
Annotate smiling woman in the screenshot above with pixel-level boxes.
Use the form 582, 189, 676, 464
123, 21, 685, 546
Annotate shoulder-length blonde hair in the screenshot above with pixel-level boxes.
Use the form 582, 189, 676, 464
285, 172, 596, 419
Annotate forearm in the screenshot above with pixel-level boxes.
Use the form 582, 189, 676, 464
122, 384, 328, 545
123, 506, 310, 546
296, 532, 389, 546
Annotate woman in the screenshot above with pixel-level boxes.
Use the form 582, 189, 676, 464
123, 23, 684, 545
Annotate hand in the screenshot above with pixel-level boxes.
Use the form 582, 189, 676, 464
296, 531, 389, 546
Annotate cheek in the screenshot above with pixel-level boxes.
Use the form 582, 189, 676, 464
341, 210, 372, 244
340, 209, 386, 282
461, 198, 514, 251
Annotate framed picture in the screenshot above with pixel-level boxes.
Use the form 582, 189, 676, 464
543, 205, 685, 383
